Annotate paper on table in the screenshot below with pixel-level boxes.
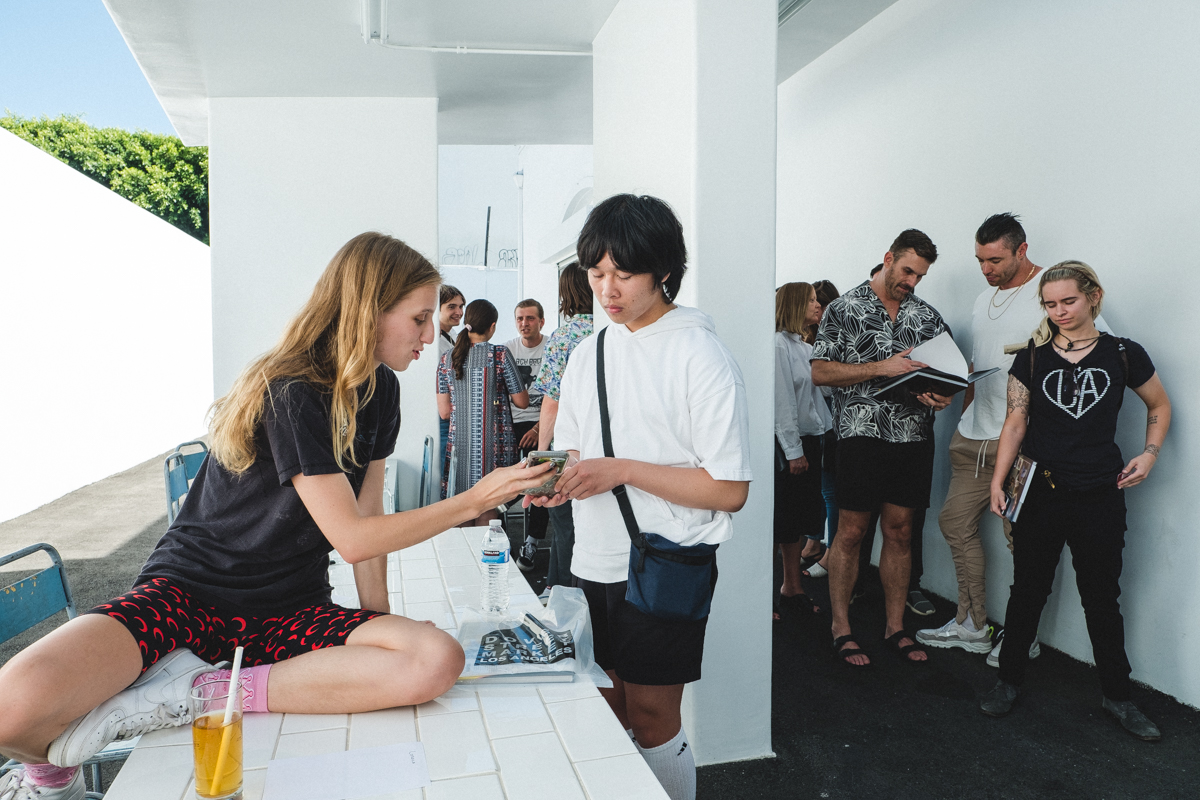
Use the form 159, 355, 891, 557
262, 742, 430, 800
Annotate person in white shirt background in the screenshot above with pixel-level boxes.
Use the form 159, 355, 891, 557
918, 213, 1109, 665
530, 193, 752, 800
503, 299, 550, 571
773, 282, 833, 619
436, 285, 466, 465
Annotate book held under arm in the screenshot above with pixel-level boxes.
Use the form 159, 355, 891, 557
1002, 453, 1037, 523
870, 331, 999, 397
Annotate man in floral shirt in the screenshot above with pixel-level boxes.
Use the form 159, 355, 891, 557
811, 229, 951, 667
530, 262, 594, 591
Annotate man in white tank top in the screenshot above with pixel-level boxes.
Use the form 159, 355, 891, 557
918, 214, 1107, 664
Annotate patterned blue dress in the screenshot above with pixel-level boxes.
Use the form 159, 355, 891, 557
437, 343, 525, 498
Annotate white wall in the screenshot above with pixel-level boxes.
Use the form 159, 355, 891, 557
519, 145, 594, 330
438, 146, 519, 269
438, 145, 593, 340
208, 97, 439, 511
777, 0, 1200, 706
594, 0, 778, 764
0, 128, 212, 523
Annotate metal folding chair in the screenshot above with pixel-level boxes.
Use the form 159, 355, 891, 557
0, 543, 129, 798
164, 440, 209, 524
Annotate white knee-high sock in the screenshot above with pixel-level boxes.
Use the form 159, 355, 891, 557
635, 728, 695, 800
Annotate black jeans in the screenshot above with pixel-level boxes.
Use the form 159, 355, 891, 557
512, 421, 549, 540
999, 476, 1131, 700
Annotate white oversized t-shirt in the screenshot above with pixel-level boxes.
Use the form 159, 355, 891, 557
554, 306, 754, 585
958, 281, 1110, 441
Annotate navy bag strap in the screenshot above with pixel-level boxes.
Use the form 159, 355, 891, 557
596, 328, 712, 570
596, 327, 643, 547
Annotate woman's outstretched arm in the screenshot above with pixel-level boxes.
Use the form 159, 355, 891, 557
293, 460, 556, 563
528, 450, 749, 514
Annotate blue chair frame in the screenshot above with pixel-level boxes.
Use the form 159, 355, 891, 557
164, 440, 209, 524
0, 543, 119, 798
418, 435, 435, 508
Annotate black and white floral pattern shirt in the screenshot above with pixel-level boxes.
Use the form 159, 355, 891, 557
811, 281, 947, 443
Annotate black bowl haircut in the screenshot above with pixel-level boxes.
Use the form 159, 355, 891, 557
576, 194, 688, 300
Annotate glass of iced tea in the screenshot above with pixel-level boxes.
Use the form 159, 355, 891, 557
189, 678, 244, 800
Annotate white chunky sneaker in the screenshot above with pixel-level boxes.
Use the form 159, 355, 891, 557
916, 617, 994, 654
47, 648, 220, 767
986, 630, 1042, 668
0, 769, 84, 800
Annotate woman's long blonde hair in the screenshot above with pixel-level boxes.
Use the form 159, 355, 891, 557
776, 282, 818, 343
209, 232, 441, 474
1027, 260, 1105, 347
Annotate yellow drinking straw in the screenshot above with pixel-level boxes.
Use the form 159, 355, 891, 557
209, 645, 244, 797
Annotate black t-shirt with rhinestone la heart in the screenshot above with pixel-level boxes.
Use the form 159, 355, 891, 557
1010, 335, 1154, 491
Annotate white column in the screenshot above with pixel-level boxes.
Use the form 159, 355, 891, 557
208, 97, 440, 510
593, 0, 778, 765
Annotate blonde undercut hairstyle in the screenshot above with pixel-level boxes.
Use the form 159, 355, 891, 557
776, 282, 818, 343
209, 232, 441, 475
1029, 260, 1105, 347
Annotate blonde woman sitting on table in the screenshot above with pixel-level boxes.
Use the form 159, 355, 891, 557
0, 233, 553, 800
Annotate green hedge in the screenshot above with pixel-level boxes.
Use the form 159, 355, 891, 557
1, 113, 208, 244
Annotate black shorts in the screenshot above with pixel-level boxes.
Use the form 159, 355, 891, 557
579, 578, 709, 686
835, 436, 935, 512
774, 436, 825, 544
85, 578, 386, 674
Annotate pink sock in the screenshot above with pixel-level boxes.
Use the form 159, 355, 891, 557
23, 764, 77, 788
192, 664, 272, 713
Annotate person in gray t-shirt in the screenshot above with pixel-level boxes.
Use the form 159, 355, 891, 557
505, 299, 549, 568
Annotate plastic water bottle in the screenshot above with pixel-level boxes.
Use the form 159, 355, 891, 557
480, 520, 510, 615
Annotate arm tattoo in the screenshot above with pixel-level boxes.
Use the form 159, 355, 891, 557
1147, 415, 1159, 425
1145, 443, 1161, 457
1006, 375, 1030, 420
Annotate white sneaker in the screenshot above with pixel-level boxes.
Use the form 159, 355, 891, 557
47, 648, 220, 767
986, 631, 1042, 668
916, 617, 994, 653
0, 769, 84, 800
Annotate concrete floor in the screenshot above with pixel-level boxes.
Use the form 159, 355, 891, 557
4, 462, 1198, 799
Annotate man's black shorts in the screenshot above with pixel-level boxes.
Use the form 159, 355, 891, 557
835, 436, 935, 511
578, 578, 708, 686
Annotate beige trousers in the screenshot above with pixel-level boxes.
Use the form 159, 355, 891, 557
937, 429, 1013, 630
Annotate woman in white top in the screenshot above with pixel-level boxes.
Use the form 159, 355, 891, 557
774, 282, 834, 618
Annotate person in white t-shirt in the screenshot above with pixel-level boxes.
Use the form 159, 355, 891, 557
504, 299, 549, 570
918, 213, 1108, 662
529, 194, 752, 800
436, 285, 466, 466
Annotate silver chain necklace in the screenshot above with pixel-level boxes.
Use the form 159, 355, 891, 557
987, 263, 1036, 320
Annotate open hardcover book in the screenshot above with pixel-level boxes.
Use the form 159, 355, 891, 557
1001, 453, 1037, 523
871, 331, 999, 397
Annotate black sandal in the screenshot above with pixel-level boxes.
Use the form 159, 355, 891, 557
800, 543, 827, 567
884, 629, 928, 664
834, 634, 871, 667
780, 592, 821, 616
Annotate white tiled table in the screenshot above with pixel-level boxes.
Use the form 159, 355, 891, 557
106, 527, 668, 800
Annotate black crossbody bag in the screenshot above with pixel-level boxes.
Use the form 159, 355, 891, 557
595, 327, 719, 622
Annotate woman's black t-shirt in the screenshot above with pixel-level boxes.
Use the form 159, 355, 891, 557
1009, 335, 1154, 491
137, 365, 401, 615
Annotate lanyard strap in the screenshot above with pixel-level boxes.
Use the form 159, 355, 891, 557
596, 327, 642, 545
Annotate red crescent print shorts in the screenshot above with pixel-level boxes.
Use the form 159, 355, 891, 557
85, 578, 386, 674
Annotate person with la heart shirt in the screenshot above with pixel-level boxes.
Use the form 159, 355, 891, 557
979, 261, 1172, 742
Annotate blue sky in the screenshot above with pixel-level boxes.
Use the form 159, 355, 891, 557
0, 0, 174, 134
